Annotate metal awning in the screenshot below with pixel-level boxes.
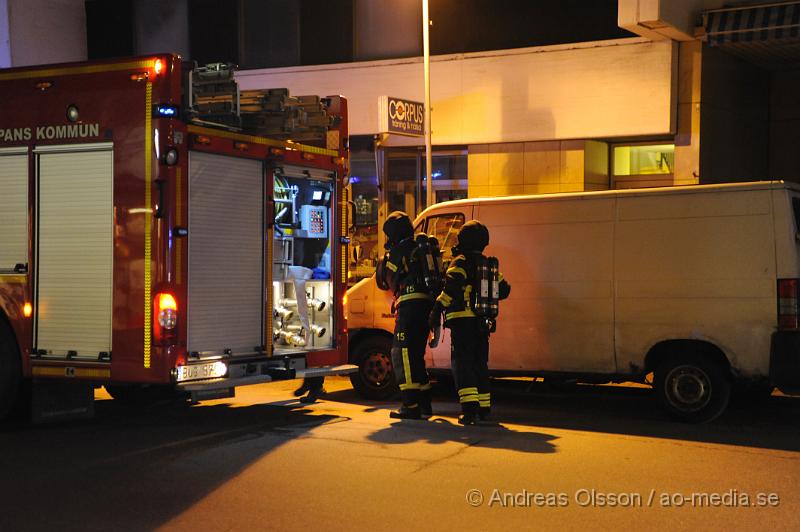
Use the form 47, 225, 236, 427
704, 1, 800, 69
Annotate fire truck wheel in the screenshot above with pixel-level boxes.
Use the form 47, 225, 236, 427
654, 354, 731, 423
0, 319, 23, 421
104, 384, 187, 405
349, 335, 398, 400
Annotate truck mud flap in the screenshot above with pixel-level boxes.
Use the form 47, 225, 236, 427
31, 381, 94, 424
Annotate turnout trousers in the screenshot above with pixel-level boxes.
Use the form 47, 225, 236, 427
448, 317, 491, 416
391, 299, 434, 409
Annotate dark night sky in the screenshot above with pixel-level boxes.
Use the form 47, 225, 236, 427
429, 0, 633, 55
86, 0, 632, 67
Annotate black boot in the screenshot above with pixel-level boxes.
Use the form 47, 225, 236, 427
458, 403, 479, 425
478, 406, 492, 423
458, 412, 479, 425
390, 405, 421, 419
293, 380, 310, 397
420, 389, 433, 417
299, 386, 325, 403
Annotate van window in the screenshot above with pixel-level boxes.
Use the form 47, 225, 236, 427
424, 213, 465, 261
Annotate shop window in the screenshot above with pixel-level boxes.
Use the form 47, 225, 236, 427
612, 143, 675, 189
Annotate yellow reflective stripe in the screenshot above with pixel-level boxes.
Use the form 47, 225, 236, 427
447, 266, 467, 277
458, 387, 478, 396
436, 293, 452, 307
499, 273, 504, 282
399, 383, 422, 391
143, 82, 153, 369
420, 382, 432, 391
186, 124, 338, 157
402, 348, 413, 386
446, 309, 477, 320
478, 393, 491, 407
0, 59, 156, 81
406, 403, 419, 409
397, 292, 433, 303
459, 394, 479, 403
386, 261, 398, 272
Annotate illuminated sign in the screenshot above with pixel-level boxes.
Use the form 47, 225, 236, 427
0, 123, 101, 143
378, 96, 424, 137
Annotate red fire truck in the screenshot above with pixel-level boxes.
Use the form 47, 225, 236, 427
0, 54, 355, 422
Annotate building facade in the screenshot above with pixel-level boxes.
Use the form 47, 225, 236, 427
2, 0, 798, 276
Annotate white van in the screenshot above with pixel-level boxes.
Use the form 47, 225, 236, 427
345, 181, 800, 421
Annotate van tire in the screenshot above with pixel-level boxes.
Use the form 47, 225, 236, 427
654, 355, 731, 423
349, 335, 398, 400
0, 320, 23, 421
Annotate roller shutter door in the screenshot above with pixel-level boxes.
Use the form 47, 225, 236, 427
35, 144, 114, 357
0, 148, 28, 273
187, 151, 264, 356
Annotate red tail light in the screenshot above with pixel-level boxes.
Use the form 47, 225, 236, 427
778, 279, 799, 329
154, 292, 178, 342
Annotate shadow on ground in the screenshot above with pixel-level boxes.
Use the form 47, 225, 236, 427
0, 399, 342, 531
368, 416, 558, 455
327, 378, 800, 453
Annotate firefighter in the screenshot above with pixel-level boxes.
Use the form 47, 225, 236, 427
429, 220, 510, 425
377, 211, 435, 420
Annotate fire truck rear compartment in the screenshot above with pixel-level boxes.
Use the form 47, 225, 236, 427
187, 151, 265, 357
272, 167, 335, 354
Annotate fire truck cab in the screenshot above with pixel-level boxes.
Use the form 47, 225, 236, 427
0, 54, 355, 422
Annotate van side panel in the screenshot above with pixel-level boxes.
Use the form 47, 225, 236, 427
476, 197, 616, 372
614, 189, 776, 377
772, 188, 800, 279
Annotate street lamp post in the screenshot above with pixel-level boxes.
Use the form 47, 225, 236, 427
422, 0, 433, 210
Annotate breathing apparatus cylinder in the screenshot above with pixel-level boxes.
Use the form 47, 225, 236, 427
472, 255, 500, 319
415, 233, 443, 292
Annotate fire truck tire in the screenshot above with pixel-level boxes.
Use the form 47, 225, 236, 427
104, 384, 187, 405
349, 335, 398, 400
654, 353, 731, 423
0, 319, 23, 421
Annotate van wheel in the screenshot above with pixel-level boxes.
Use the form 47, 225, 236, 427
349, 336, 398, 400
0, 320, 23, 421
654, 355, 731, 423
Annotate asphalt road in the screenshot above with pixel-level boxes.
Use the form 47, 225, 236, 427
1, 377, 799, 531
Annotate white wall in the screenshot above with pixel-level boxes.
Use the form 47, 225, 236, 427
6, 0, 86, 67
238, 38, 676, 146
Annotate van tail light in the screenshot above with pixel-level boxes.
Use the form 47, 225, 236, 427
778, 279, 799, 330
154, 292, 178, 342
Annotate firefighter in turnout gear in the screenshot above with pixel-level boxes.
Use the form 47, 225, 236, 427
429, 220, 511, 425
377, 211, 436, 420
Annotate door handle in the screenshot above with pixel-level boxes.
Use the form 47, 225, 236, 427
13, 263, 28, 274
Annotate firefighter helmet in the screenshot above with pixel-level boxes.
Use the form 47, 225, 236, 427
456, 220, 489, 253
382, 211, 413, 249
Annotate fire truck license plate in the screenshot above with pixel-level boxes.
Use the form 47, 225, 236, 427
176, 362, 227, 382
